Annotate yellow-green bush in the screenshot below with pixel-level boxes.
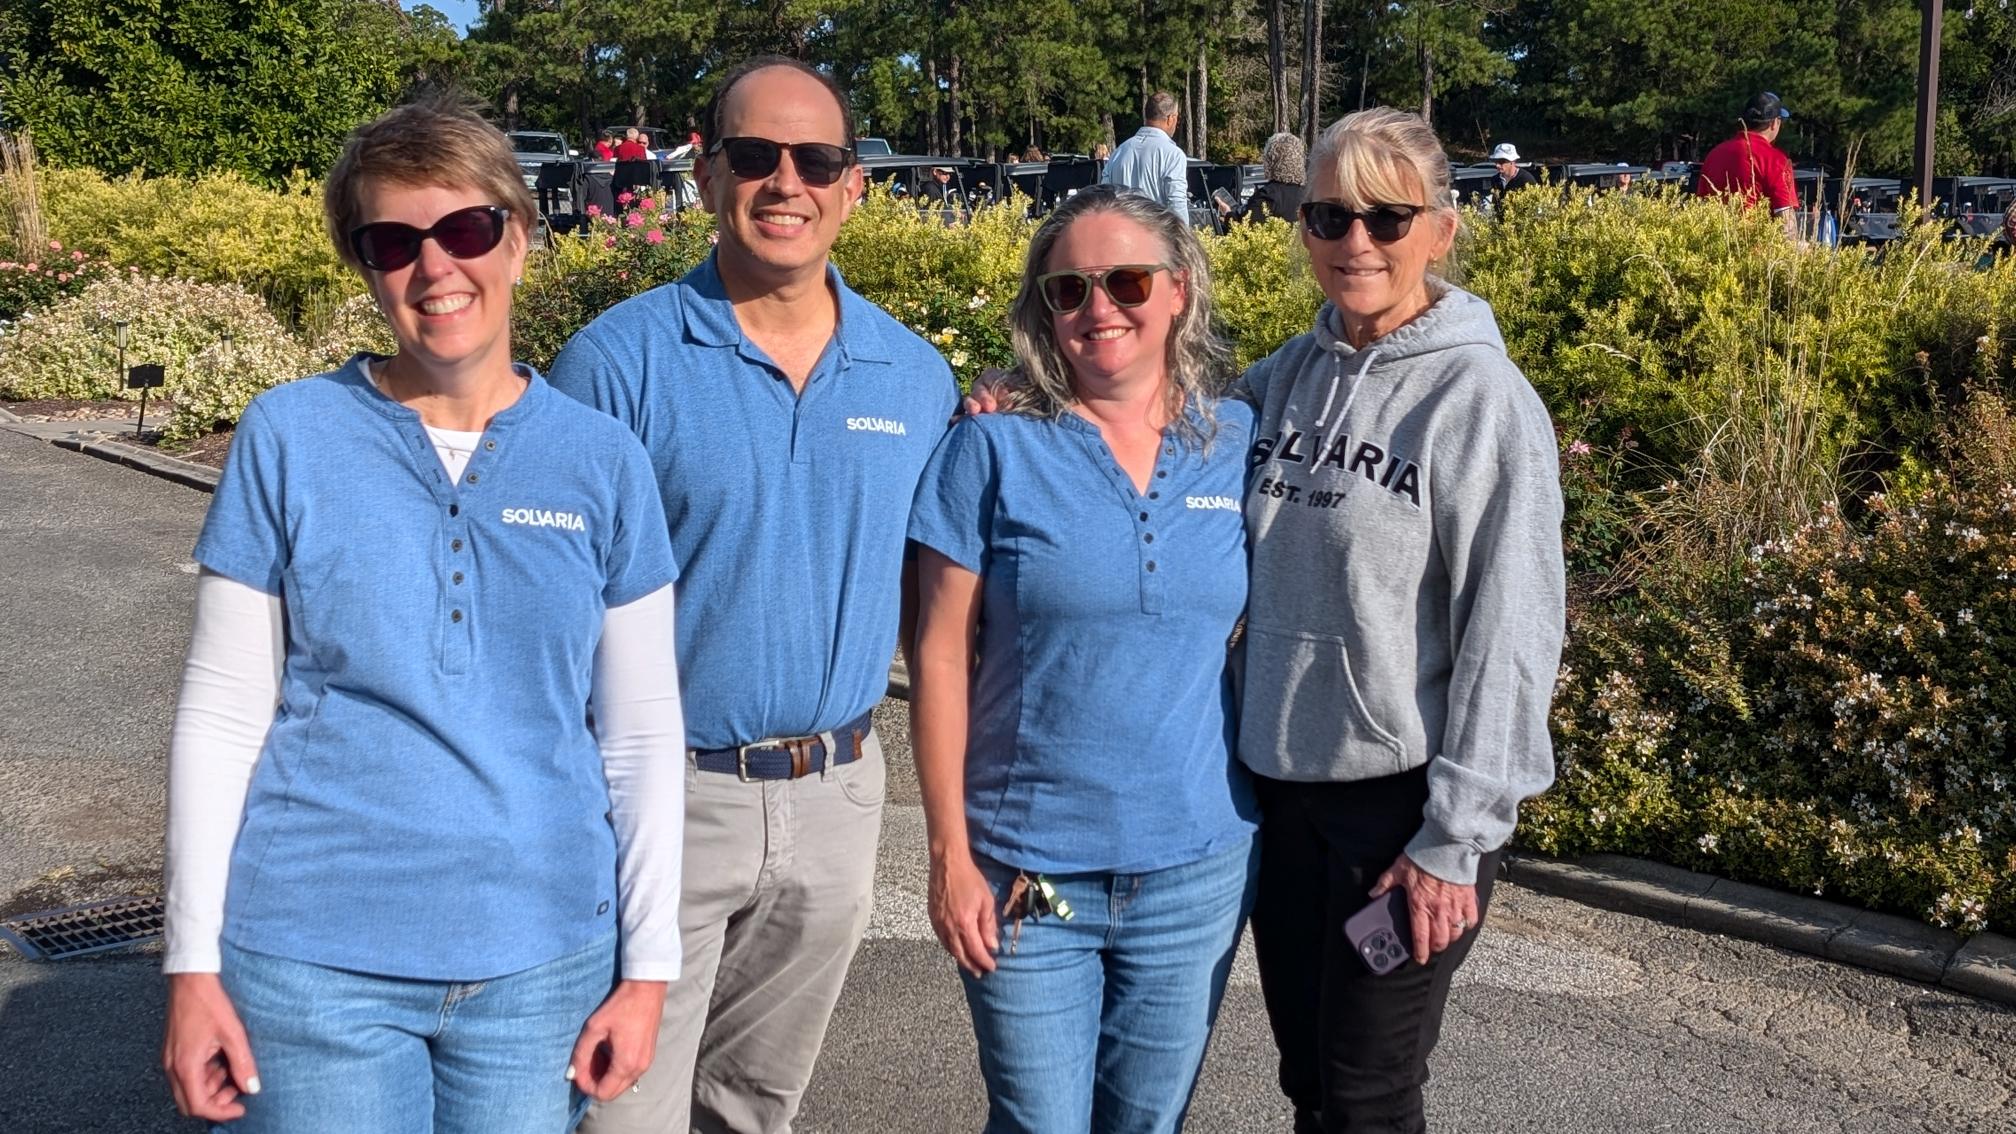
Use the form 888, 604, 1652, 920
0, 271, 297, 403
38, 168, 358, 321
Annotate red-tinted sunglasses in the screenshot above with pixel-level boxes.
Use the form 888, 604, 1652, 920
1036, 264, 1169, 314
349, 205, 511, 272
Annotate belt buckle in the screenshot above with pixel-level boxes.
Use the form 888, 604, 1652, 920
735, 741, 760, 783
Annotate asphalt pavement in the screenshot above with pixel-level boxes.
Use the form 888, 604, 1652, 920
2, 427, 2013, 1134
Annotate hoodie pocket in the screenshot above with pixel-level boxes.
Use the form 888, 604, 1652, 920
1240, 624, 1407, 769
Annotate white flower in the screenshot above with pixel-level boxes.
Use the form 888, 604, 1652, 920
1697, 833, 1719, 853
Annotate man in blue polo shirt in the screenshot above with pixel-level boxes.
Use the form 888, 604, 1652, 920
1101, 91, 1190, 215
553, 56, 959, 1134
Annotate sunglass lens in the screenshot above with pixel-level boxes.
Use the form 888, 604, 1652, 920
1043, 273, 1090, 313
354, 224, 421, 271
1366, 207, 1415, 241
723, 138, 782, 179
434, 207, 504, 258
793, 144, 848, 186
1105, 268, 1155, 307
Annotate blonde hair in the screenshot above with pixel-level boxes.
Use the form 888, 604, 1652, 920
1005, 186, 1231, 448
322, 93, 536, 272
1309, 107, 1453, 215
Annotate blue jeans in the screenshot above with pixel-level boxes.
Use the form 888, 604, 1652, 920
216, 932, 616, 1133
961, 837, 1259, 1134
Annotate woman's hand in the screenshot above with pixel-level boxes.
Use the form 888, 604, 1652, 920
1369, 854, 1480, 966
960, 368, 1013, 417
929, 848, 1000, 978
567, 979, 667, 1102
162, 972, 261, 1122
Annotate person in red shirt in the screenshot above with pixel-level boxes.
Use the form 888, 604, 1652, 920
594, 131, 617, 160
615, 127, 650, 161
1696, 91, 1799, 240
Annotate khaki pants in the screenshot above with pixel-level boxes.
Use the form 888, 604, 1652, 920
581, 729, 886, 1134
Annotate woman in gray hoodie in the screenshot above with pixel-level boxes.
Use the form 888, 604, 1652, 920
1239, 108, 1565, 1133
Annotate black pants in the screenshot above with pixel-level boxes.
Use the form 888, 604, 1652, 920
1249, 768, 1499, 1134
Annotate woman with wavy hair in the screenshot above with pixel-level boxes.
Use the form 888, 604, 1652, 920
909, 184, 1259, 1133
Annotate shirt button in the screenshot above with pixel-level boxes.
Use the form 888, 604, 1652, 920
1139, 511, 1149, 521
451, 609, 464, 623
1149, 491, 1160, 500
484, 440, 496, 451
466, 473, 479, 484
449, 504, 459, 517
1146, 561, 1158, 572
1156, 470, 1168, 478
452, 572, 464, 584
452, 539, 463, 552
1143, 533, 1154, 543
1164, 447, 1175, 456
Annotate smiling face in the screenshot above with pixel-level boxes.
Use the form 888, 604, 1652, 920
355, 179, 526, 376
1301, 163, 1456, 347
695, 65, 863, 291
1045, 211, 1184, 396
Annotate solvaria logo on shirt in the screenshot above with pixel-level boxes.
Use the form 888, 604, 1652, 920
501, 507, 587, 532
1186, 495, 1240, 511
846, 416, 909, 436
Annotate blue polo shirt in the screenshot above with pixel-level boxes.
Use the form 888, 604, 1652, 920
907, 402, 1259, 875
193, 355, 677, 981
548, 253, 960, 750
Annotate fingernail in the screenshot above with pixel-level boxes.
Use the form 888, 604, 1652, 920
245, 1076, 262, 1095
565, 1064, 577, 1082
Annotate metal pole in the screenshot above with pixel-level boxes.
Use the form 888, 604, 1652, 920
1913, 0, 1943, 208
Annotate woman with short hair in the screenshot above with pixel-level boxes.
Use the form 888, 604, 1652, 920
1225, 132, 1308, 225
160, 95, 684, 1132
910, 185, 1259, 1133
1240, 106, 1565, 1133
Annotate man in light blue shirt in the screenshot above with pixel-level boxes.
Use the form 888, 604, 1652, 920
1100, 90, 1191, 214
554, 56, 959, 1134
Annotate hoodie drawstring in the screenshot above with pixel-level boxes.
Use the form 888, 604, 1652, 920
1317, 347, 1379, 457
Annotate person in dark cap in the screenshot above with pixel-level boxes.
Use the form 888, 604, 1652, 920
1696, 92, 1799, 239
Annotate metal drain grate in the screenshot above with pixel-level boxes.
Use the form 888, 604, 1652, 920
0, 895, 164, 960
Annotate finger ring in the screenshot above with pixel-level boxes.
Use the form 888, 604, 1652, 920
1454, 918, 1470, 932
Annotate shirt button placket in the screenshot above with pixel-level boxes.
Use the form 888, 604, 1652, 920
446, 475, 473, 675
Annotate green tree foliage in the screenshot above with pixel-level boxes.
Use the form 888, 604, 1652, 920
0, 0, 460, 184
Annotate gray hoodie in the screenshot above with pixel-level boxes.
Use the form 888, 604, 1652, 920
1237, 281, 1565, 885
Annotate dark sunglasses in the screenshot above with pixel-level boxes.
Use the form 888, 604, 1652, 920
708, 137, 854, 187
1036, 264, 1169, 315
1299, 201, 1423, 243
349, 205, 510, 272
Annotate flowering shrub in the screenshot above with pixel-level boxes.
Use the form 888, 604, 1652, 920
1527, 388, 2016, 935
164, 333, 313, 444
307, 293, 397, 371
512, 199, 717, 371
0, 241, 114, 323
0, 272, 293, 402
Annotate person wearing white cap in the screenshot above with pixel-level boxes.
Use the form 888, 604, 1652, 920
1488, 142, 1538, 199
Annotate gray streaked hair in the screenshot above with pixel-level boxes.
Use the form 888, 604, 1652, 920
1144, 91, 1180, 124
1262, 132, 1307, 186
1004, 185, 1232, 448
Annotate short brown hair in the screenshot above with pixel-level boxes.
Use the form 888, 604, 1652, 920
1144, 92, 1180, 123
322, 93, 536, 272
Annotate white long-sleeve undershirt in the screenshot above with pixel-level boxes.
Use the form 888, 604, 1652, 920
164, 432, 685, 980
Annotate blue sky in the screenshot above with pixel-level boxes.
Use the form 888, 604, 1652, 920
428, 0, 482, 34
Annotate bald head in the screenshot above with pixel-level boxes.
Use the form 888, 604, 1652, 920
705, 56, 855, 151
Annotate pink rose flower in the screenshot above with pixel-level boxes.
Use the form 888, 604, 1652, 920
23, 263, 36, 271
617, 191, 634, 205
48, 240, 61, 251
57, 272, 71, 282
634, 198, 654, 212
645, 229, 664, 244
604, 237, 617, 249
1567, 439, 1592, 457
626, 212, 645, 228
586, 204, 603, 217
71, 250, 85, 262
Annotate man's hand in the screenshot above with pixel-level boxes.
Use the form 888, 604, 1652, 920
1368, 854, 1481, 966
163, 972, 261, 1122
568, 979, 668, 1101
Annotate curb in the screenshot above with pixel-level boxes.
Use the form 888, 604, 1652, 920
1504, 852, 2016, 1008
0, 419, 219, 493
